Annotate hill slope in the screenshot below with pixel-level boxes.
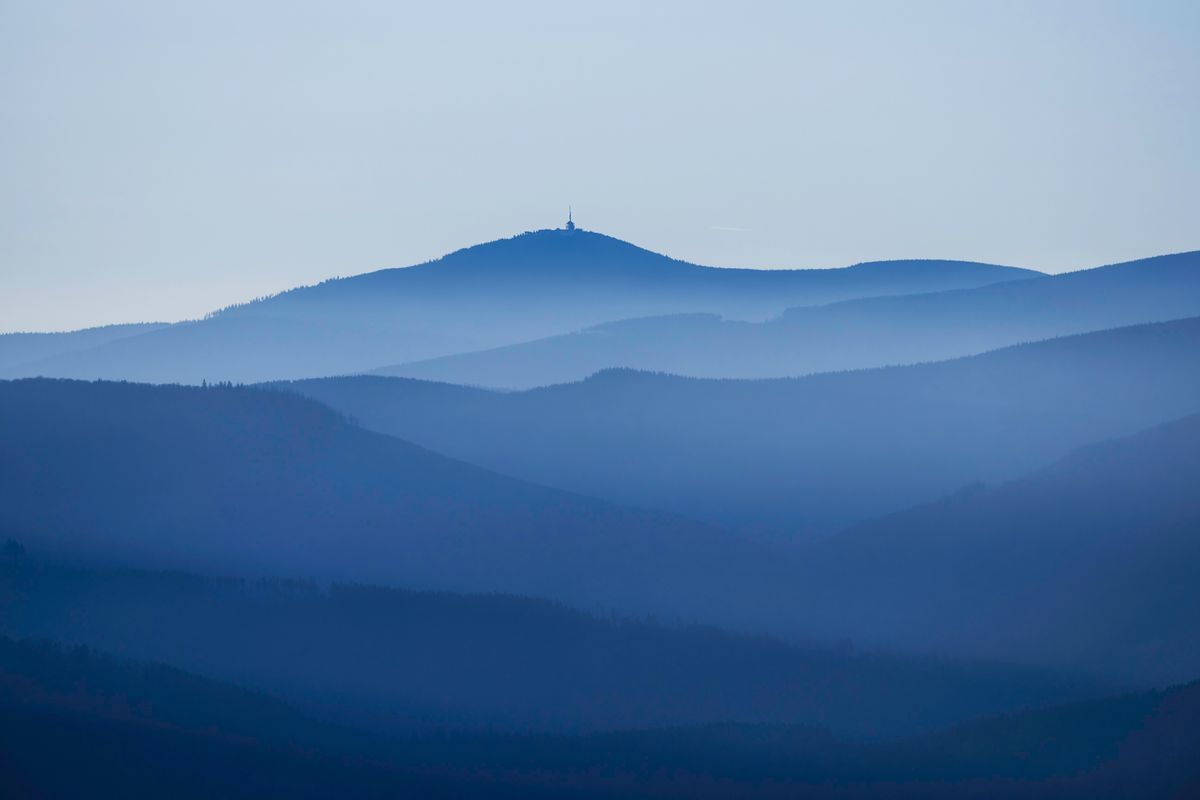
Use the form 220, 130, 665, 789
2, 634, 1197, 798
282, 316, 1200, 540
375, 249, 1200, 388
0, 560, 1091, 739
0, 636, 553, 799
0, 378, 813, 632
787, 412, 1200, 685
0, 322, 167, 371
1, 229, 1036, 384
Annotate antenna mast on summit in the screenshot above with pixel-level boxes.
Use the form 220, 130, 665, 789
565, 205, 576, 232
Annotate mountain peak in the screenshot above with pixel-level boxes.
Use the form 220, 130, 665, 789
391, 227, 691, 282
4, 226, 1049, 385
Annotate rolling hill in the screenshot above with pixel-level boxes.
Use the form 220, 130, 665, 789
0, 377, 810, 632
0, 322, 167, 372
281, 316, 1200, 540
374, 249, 1200, 388
0, 636, 547, 799
786, 411, 1200, 685
0, 560, 1091, 740
1, 228, 1036, 384
2, 634, 1197, 798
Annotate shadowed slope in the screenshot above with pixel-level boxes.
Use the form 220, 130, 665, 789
0, 561, 1094, 739
1, 634, 1197, 798
0, 636, 556, 799
0, 378, 811, 632
788, 412, 1200, 685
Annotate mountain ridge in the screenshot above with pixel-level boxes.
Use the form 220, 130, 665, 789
281, 315, 1200, 540
0, 377, 814, 633
1, 228, 1039, 384
239, 229, 1039, 292
789, 411, 1200, 684
372, 249, 1200, 388
0, 322, 169, 371
7, 633, 1195, 798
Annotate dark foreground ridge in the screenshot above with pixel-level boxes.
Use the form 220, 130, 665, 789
1, 635, 1197, 799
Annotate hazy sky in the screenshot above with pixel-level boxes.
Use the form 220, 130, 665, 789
2, 1, 1198, 332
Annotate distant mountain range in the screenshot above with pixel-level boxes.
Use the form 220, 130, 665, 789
1, 229, 1036, 383
374, 249, 1200, 388
0, 322, 167, 372
280, 316, 1200, 540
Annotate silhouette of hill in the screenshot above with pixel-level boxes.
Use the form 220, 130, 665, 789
0, 229, 1036, 384
0, 559, 1092, 739
280, 316, 1200, 541
2, 634, 1197, 798
0, 378, 827, 632
0, 636, 563, 799
0, 322, 167, 372
784, 411, 1200, 686
373, 249, 1200, 388
861, 680, 1200, 797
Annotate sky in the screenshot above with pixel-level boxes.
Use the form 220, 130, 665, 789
2, 1, 1198, 332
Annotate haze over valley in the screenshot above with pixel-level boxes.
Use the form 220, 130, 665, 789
4, 2, 1199, 795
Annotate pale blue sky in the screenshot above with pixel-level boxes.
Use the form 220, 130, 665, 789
2, 0, 1198, 332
